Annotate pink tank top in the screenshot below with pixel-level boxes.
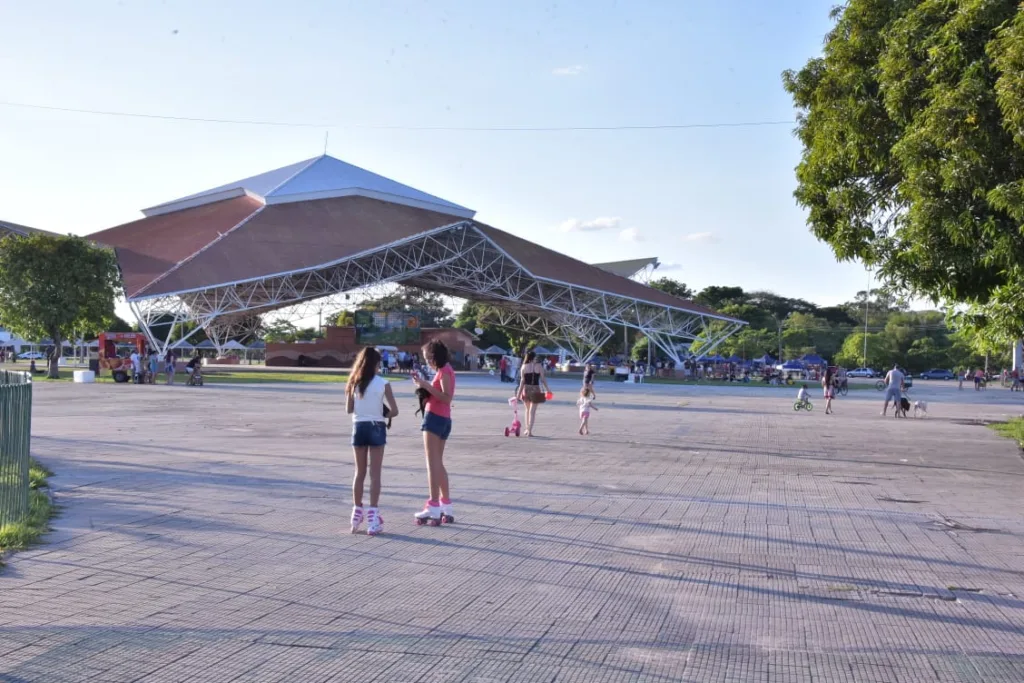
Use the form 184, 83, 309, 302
426, 364, 455, 418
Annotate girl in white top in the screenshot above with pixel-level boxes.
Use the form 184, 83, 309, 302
577, 386, 598, 436
346, 347, 399, 536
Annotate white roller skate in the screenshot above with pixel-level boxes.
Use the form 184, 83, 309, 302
366, 507, 383, 536
350, 506, 364, 534
414, 500, 441, 526
440, 499, 455, 524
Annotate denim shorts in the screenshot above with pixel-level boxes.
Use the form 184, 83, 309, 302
421, 412, 452, 440
352, 421, 387, 447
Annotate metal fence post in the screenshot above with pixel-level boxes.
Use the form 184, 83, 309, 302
0, 370, 32, 526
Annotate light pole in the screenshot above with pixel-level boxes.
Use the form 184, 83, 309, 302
863, 270, 870, 367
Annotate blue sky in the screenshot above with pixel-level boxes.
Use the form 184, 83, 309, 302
0, 0, 876, 307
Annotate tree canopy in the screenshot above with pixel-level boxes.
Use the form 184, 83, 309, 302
360, 287, 454, 328
0, 234, 121, 377
784, 0, 1024, 340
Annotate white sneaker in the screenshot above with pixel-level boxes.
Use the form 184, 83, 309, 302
350, 506, 364, 534
366, 507, 383, 536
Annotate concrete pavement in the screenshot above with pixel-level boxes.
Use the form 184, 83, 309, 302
3, 376, 1024, 681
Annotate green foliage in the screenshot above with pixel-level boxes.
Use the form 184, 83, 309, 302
648, 278, 694, 300
784, 0, 1024, 340
990, 418, 1024, 448
460, 303, 532, 352
0, 234, 121, 378
0, 459, 56, 557
361, 286, 454, 328
719, 327, 778, 360
694, 286, 746, 310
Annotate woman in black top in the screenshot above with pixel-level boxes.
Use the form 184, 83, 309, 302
517, 350, 551, 437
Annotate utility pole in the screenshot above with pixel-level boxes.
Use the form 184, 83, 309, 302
863, 271, 870, 367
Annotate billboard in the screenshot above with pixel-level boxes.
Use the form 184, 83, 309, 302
354, 310, 421, 346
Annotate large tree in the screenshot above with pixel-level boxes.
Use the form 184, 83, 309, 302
648, 278, 694, 300
784, 0, 1024, 340
0, 234, 121, 378
361, 286, 454, 328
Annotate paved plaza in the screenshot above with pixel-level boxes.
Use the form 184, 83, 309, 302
3, 377, 1024, 682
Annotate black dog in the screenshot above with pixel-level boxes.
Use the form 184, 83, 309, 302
414, 388, 430, 417
894, 396, 911, 418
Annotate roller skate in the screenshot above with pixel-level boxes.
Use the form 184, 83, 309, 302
440, 498, 455, 524
366, 507, 383, 536
350, 506, 364, 534
414, 500, 442, 526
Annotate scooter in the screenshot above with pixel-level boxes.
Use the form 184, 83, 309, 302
504, 396, 522, 437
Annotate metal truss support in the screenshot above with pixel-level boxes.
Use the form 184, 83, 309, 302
479, 309, 614, 364
127, 221, 745, 356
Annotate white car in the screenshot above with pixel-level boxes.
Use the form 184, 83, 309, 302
847, 367, 876, 378
17, 351, 45, 360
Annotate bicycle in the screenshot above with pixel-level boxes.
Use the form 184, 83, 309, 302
793, 399, 813, 411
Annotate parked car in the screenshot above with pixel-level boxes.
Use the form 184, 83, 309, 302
919, 368, 955, 380
17, 351, 45, 360
847, 367, 876, 378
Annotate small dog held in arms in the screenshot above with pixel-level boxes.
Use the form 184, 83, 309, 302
913, 400, 928, 418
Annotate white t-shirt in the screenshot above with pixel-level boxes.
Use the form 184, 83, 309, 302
885, 368, 905, 390
129, 352, 141, 372
797, 387, 808, 401
351, 375, 388, 423
577, 396, 595, 413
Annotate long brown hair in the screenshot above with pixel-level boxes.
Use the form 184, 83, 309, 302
422, 339, 449, 369
347, 347, 381, 397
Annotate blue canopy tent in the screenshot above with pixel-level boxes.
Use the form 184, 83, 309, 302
801, 353, 827, 366
726, 355, 743, 363
754, 354, 775, 365
781, 360, 805, 370
704, 354, 726, 362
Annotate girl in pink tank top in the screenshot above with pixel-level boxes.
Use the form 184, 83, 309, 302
411, 340, 456, 526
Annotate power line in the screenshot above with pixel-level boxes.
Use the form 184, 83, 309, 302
0, 99, 796, 132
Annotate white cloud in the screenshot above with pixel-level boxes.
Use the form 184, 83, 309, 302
559, 216, 621, 233
619, 227, 641, 242
658, 261, 684, 272
552, 64, 585, 76
682, 231, 717, 244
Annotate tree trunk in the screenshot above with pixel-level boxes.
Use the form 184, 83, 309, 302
48, 331, 62, 379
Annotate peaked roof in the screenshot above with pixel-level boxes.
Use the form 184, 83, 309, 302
88, 155, 741, 325
593, 257, 659, 279
142, 155, 475, 220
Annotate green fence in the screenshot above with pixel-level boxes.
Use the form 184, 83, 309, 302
0, 370, 32, 527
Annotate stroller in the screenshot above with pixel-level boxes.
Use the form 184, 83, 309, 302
504, 397, 522, 437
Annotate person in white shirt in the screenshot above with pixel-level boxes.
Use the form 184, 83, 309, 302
796, 383, 810, 407
346, 347, 399, 536
577, 386, 599, 436
882, 363, 905, 416
129, 350, 142, 382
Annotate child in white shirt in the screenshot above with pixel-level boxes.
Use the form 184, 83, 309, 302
577, 387, 598, 436
796, 383, 810, 407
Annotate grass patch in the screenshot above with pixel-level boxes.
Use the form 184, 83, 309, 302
36, 368, 411, 385
989, 418, 1024, 448
0, 458, 57, 559
590, 375, 875, 390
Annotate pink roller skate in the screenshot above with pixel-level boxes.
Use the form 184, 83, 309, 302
414, 500, 442, 526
